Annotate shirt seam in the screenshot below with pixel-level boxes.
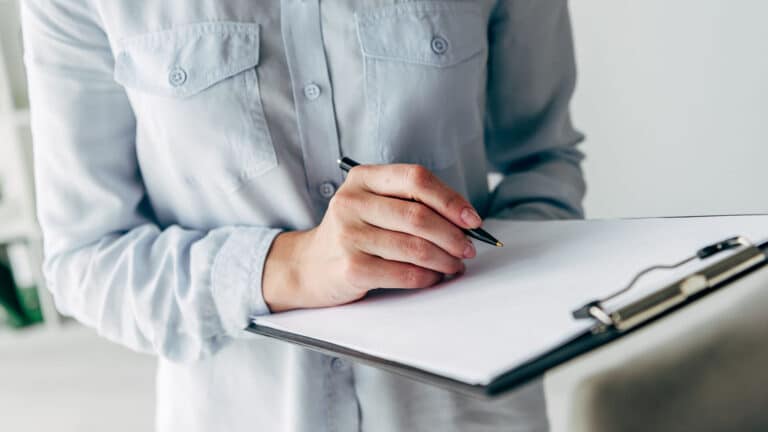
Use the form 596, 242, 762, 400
117, 21, 260, 48
355, 2, 482, 24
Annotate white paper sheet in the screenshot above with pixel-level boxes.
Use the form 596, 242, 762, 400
252, 216, 768, 386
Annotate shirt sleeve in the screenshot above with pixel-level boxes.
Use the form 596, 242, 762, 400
484, 0, 586, 221
22, 0, 280, 362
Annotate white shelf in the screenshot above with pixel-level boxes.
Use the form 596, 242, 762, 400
0, 109, 29, 128
0, 2, 61, 329
12, 108, 28, 126
0, 201, 38, 243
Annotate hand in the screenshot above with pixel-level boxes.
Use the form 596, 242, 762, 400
262, 164, 483, 312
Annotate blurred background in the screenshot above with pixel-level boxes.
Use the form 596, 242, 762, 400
0, 1, 766, 431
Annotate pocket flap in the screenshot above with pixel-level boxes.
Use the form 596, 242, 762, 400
114, 22, 260, 98
356, 3, 484, 68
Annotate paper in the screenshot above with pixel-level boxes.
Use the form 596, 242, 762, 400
252, 216, 768, 386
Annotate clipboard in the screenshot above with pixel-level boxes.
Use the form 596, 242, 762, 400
247, 218, 768, 398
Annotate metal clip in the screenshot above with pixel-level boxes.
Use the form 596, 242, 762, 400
572, 236, 751, 330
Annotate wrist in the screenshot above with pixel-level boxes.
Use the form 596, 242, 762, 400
262, 230, 310, 313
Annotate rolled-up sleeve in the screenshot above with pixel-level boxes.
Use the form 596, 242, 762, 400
22, 0, 280, 362
484, 0, 586, 220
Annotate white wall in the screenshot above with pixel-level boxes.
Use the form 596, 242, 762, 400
571, 1, 768, 218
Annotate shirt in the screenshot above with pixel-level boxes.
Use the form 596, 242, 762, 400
22, 0, 586, 431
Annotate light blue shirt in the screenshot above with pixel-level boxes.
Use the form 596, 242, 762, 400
23, 0, 585, 430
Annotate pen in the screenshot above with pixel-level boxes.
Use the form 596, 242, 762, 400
337, 157, 504, 248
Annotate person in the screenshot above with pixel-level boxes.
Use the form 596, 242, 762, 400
22, 0, 585, 430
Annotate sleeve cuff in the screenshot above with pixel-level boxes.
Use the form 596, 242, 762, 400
210, 227, 282, 336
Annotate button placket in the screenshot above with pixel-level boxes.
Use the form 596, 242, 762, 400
282, 0, 344, 219
282, 2, 362, 430
319, 182, 336, 199
303, 83, 321, 100
330, 357, 347, 372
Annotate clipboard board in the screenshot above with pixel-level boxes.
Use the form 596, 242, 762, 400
247, 217, 768, 397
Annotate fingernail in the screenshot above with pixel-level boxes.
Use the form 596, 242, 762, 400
461, 207, 482, 228
463, 241, 476, 259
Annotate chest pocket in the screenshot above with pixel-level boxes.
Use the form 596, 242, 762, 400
114, 22, 276, 194
356, 2, 487, 171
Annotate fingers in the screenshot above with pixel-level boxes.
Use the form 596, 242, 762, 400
359, 195, 475, 260
326, 163, 479, 296
353, 224, 465, 275
347, 164, 482, 229
343, 253, 444, 290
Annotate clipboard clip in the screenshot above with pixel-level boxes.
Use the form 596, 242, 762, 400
572, 236, 764, 333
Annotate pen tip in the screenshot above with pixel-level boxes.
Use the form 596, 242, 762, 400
495, 241, 504, 248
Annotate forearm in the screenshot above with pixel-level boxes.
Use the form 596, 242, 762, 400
484, 0, 586, 220
488, 147, 586, 220
262, 230, 307, 313
24, 0, 282, 361
44, 222, 281, 361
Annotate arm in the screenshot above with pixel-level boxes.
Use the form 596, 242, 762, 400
23, 0, 280, 362
24, 0, 481, 347
484, 0, 586, 220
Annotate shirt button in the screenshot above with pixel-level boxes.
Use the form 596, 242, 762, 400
319, 182, 336, 199
168, 66, 187, 87
430, 36, 449, 55
303, 83, 321, 101
330, 357, 347, 372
